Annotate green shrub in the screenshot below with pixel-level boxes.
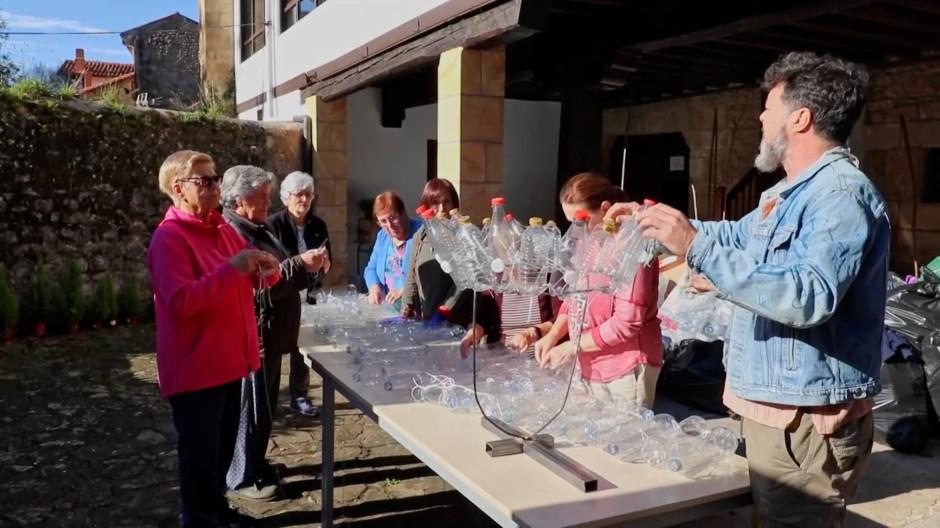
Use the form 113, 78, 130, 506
0, 267, 18, 328
92, 275, 118, 321
118, 273, 142, 320
58, 259, 84, 323
24, 257, 51, 323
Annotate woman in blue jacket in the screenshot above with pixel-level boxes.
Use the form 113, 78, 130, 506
363, 191, 422, 312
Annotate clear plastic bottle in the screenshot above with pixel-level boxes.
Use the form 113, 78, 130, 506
606, 213, 647, 292
544, 220, 561, 267
581, 218, 618, 291
423, 209, 473, 289
638, 199, 667, 265
455, 215, 497, 290
509, 217, 552, 295
549, 209, 590, 298
448, 207, 462, 230
487, 198, 514, 275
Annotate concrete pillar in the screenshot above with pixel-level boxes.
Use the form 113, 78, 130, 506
437, 46, 505, 222
307, 96, 349, 287
198, 0, 235, 97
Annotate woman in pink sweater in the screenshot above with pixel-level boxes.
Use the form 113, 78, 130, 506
534, 173, 662, 409
147, 150, 279, 528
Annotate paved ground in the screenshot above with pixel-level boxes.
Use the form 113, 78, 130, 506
1, 324, 938, 527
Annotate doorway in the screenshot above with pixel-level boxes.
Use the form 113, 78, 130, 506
608, 133, 690, 215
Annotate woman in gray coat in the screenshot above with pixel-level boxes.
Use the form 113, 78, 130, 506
219, 165, 328, 501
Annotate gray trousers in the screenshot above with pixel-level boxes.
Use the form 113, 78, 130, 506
743, 411, 874, 528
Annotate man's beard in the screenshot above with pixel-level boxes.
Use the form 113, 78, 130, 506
754, 127, 788, 173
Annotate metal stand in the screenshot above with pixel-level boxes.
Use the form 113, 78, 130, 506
481, 417, 602, 493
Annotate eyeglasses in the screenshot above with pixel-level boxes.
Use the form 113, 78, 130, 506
377, 213, 404, 227
179, 175, 222, 188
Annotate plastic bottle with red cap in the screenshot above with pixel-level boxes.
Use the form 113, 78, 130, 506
487, 197, 515, 275
548, 209, 591, 297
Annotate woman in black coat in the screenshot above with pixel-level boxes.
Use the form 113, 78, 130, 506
266, 171, 331, 417
219, 166, 328, 501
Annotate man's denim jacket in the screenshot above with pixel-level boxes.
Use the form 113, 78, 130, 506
688, 147, 890, 407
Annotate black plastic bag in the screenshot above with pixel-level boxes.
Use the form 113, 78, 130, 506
873, 330, 931, 454
885, 281, 940, 425
658, 338, 727, 415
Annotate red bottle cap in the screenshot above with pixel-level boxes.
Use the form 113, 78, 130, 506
415, 205, 428, 215
643, 199, 657, 206
574, 210, 590, 221
421, 209, 435, 219
505, 214, 514, 220
491, 197, 505, 206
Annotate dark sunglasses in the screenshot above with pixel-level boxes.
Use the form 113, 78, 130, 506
179, 175, 223, 188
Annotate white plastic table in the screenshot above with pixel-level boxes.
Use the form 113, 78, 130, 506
300, 326, 751, 528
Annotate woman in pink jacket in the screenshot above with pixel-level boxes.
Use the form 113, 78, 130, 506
147, 150, 279, 528
535, 173, 662, 409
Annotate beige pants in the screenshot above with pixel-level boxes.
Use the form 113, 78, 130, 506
743, 411, 874, 528
579, 364, 661, 409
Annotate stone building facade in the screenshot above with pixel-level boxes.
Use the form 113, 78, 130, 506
121, 13, 201, 109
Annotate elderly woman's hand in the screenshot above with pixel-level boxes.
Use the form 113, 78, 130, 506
385, 288, 403, 307
368, 284, 385, 305
299, 248, 329, 272
230, 249, 279, 276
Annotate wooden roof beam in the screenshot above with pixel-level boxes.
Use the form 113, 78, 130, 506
302, 0, 545, 101
841, 3, 940, 33
624, 0, 877, 54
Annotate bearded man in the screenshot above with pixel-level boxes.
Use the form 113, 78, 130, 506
607, 51, 890, 527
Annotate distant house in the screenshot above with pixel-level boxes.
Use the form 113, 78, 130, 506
57, 13, 201, 109
120, 13, 201, 109
58, 49, 136, 99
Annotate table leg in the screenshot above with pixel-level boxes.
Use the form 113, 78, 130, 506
321, 375, 335, 528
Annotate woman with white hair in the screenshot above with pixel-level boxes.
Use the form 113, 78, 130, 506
219, 165, 329, 502
266, 171, 331, 417
147, 151, 280, 527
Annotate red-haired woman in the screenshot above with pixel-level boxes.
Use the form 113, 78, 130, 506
535, 173, 663, 409
363, 191, 422, 312
401, 178, 475, 322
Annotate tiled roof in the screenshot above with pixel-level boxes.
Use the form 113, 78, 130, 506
61, 60, 135, 78
81, 72, 137, 95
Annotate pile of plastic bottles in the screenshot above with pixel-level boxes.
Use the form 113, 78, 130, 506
417, 197, 664, 298
300, 204, 742, 479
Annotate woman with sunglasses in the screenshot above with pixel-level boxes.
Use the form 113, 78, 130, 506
147, 151, 280, 527
363, 191, 421, 312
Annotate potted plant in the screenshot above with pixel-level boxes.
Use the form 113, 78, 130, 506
118, 273, 142, 324
25, 257, 51, 337
0, 267, 17, 342
90, 275, 118, 329
59, 259, 84, 334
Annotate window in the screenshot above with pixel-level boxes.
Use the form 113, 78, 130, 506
240, 0, 266, 61
282, 0, 326, 32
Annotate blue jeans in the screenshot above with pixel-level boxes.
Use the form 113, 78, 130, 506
169, 379, 242, 527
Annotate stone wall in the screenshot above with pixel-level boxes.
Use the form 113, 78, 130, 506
864, 58, 940, 272
602, 88, 762, 220
0, 94, 303, 312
